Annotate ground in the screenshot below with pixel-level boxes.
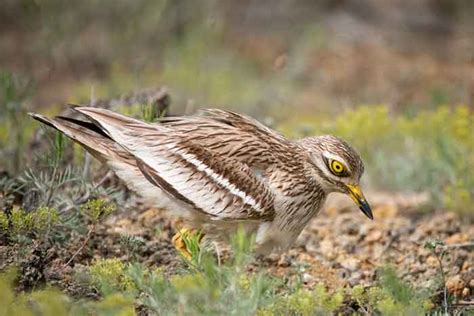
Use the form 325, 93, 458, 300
1, 181, 472, 311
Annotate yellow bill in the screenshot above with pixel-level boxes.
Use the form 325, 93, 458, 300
345, 184, 373, 220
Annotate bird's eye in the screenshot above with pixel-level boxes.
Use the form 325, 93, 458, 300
329, 160, 346, 176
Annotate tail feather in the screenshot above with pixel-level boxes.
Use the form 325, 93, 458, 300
29, 112, 125, 163
29, 111, 180, 209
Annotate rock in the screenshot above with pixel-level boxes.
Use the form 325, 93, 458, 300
138, 208, 162, 223
319, 239, 336, 260
462, 287, 471, 298
446, 275, 465, 297
365, 230, 383, 243
426, 256, 438, 268
277, 255, 291, 267
302, 273, 314, 283
348, 272, 362, 286
445, 233, 469, 245
462, 260, 471, 272
340, 257, 361, 271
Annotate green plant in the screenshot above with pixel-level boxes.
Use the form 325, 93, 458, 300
0, 268, 135, 316
260, 285, 344, 316
0, 71, 35, 174
424, 239, 450, 314
9, 207, 59, 236
0, 211, 8, 231
349, 267, 432, 315
89, 258, 136, 296
62, 199, 116, 268
84, 229, 354, 315
119, 235, 146, 260
80, 198, 116, 223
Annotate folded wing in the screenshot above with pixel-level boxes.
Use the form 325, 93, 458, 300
35, 107, 275, 221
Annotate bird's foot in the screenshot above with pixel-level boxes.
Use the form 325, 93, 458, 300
172, 228, 204, 260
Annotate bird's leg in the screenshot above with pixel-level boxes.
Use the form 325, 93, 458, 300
172, 227, 204, 259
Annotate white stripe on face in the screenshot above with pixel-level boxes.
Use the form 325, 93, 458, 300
322, 151, 352, 174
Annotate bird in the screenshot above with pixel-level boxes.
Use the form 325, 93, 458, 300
29, 107, 373, 256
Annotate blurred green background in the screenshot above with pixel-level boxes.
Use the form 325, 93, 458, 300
1, 0, 473, 215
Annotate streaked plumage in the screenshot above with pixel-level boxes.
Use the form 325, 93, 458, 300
30, 107, 372, 254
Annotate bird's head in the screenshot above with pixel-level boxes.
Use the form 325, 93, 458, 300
298, 135, 373, 220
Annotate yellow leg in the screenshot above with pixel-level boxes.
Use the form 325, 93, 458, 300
172, 228, 204, 259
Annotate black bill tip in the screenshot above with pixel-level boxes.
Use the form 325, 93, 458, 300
359, 200, 374, 220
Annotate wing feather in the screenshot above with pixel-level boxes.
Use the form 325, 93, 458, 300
74, 107, 275, 220
159, 109, 294, 169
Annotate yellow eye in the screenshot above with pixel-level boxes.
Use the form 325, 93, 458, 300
330, 160, 345, 175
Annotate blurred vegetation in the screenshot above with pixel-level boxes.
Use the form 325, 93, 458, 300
0, 71, 35, 174
0, 268, 135, 316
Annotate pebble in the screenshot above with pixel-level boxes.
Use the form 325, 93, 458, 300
348, 272, 362, 286
446, 275, 465, 296
462, 287, 470, 298
302, 273, 314, 283
426, 256, 438, 267
319, 239, 336, 260
365, 230, 382, 243
462, 260, 471, 272
340, 257, 360, 271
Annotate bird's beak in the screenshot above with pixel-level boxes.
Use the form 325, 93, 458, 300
345, 184, 373, 220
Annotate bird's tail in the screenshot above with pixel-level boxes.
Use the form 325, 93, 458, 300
29, 112, 133, 164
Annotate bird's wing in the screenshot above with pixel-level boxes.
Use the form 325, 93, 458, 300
158, 109, 294, 169
74, 107, 275, 221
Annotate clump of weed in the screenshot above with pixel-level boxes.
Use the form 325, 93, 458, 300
259, 285, 344, 315
0, 71, 35, 174
80, 198, 116, 223
84, 229, 352, 315
63, 199, 116, 268
89, 258, 136, 295
0, 268, 134, 316
3, 206, 59, 242
350, 267, 432, 315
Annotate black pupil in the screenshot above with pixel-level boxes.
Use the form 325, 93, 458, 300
334, 163, 341, 171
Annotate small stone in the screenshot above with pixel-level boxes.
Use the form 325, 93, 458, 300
277, 255, 291, 267
462, 287, 471, 298
320, 239, 336, 260
426, 256, 438, 267
302, 273, 314, 283
446, 275, 465, 296
365, 230, 382, 242
348, 272, 362, 286
340, 257, 360, 271
445, 233, 469, 245
462, 260, 471, 272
